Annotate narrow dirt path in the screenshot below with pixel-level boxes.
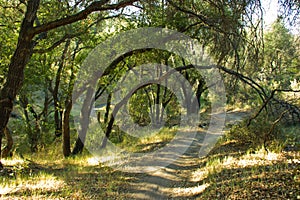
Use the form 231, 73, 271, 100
123, 110, 249, 199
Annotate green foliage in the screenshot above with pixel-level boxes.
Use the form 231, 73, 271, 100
226, 111, 300, 152
226, 113, 282, 149
117, 127, 177, 153
127, 85, 181, 127
0, 1, 24, 85
262, 18, 299, 88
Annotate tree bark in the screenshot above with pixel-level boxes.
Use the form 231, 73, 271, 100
0, 0, 40, 167
62, 99, 72, 157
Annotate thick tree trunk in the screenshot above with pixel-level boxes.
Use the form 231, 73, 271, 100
0, 0, 40, 167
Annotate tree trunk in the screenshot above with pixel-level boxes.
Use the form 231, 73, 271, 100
1, 127, 13, 158
155, 84, 161, 126
62, 99, 72, 157
104, 93, 112, 124
20, 94, 41, 152
53, 40, 70, 137
190, 80, 205, 114
0, 0, 40, 167
41, 80, 51, 133
72, 87, 94, 155
72, 137, 85, 155
0, 130, 3, 169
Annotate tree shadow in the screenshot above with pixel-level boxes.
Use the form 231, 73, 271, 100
190, 160, 299, 199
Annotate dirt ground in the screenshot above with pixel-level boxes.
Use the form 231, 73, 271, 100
119, 110, 250, 199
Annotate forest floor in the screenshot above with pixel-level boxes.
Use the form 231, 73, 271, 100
0, 110, 299, 199
118, 110, 299, 199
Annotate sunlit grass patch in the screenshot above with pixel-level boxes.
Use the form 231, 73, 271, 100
0, 144, 133, 199
191, 144, 300, 199
117, 127, 177, 153
0, 154, 134, 199
2, 157, 25, 166
173, 183, 210, 197
139, 127, 177, 144
0, 170, 65, 196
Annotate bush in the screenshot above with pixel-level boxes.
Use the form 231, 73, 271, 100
225, 112, 282, 150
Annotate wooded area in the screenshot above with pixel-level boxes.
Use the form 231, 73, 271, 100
0, 0, 299, 199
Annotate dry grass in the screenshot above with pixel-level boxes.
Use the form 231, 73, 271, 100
0, 134, 299, 199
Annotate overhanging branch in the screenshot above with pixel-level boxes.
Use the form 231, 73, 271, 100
31, 0, 138, 35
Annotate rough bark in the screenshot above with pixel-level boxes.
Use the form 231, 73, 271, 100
0, 0, 40, 166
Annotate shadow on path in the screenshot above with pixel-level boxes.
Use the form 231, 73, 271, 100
120, 110, 251, 199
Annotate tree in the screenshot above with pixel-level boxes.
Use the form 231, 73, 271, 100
0, 0, 138, 168
262, 18, 298, 88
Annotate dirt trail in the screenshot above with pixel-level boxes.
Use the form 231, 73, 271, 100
123, 110, 249, 199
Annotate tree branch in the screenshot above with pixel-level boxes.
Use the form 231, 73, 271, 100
33, 14, 120, 53
247, 89, 300, 126
31, 0, 138, 35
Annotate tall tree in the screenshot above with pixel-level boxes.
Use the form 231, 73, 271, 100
0, 0, 138, 168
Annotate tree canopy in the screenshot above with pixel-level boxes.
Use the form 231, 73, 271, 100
0, 0, 299, 170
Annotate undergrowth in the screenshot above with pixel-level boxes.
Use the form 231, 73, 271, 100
225, 112, 300, 152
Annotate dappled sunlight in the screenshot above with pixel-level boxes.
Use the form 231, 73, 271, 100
214, 150, 285, 168
189, 149, 300, 199
0, 174, 65, 196
173, 183, 210, 197
288, 158, 300, 164
191, 169, 209, 182
87, 157, 100, 166
21, 177, 65, 192
0, 185, 13, 195
191, 150, 297, 183
2, 158, 24, 166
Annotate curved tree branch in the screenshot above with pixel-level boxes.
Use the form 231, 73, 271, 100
31, 0, 138, 35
